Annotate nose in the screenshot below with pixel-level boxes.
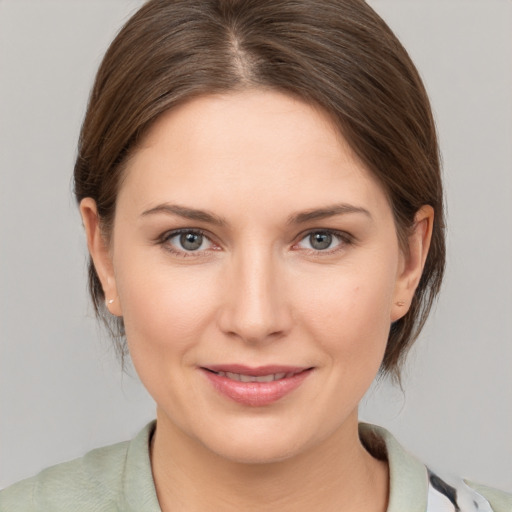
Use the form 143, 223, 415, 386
217, 248, 293, 344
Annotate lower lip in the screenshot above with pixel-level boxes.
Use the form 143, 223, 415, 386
201, 369, 313, 407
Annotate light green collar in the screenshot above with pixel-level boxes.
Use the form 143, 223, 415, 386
359, 423, 429, 512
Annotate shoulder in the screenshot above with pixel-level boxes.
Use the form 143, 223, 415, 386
427, 469, 512, 512
464, 481, 512, 512
359, 423, 512, 512
0, 422, 159, 512
0, 439, 130, 511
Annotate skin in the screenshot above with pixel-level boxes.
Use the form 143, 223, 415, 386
81, 89, 433, 512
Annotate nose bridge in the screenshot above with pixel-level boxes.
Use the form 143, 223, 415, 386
218, 243, 291, 343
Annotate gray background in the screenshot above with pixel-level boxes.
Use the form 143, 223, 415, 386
1, 0, 511, 492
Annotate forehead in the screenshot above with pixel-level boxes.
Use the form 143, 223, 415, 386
140, 89, 351, 163
119, 89, 390, 220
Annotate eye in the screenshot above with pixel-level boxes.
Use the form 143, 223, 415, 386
295, 230, 350, 252
162, 229, 217, 255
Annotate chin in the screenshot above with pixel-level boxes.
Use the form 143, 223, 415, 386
208, 435, 303, 465
190, 414, 325, 466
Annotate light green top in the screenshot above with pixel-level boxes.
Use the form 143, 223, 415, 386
1, 422, 510, 511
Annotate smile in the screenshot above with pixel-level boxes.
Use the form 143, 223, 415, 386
200, 365, 313, 406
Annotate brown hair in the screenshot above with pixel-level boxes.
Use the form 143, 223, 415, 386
74, 0, 445, 380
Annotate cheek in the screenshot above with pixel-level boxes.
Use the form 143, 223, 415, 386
291, 257, 397, 364
114, 259, 225, 413
114, 254, 220, 359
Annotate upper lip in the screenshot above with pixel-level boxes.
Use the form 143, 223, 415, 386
202, 364, 310, 376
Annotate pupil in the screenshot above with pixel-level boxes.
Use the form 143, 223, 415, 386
180, 232, 202, 250
310, 232, 332, 250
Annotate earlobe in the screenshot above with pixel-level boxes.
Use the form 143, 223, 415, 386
391, 205, 434, 322
79, 198, 122, 316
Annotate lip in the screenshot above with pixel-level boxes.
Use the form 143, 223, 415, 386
200, 364, 313, 407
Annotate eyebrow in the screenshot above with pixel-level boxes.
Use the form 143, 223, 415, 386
140, 204, 227, 226
141, 202, 371, 226
287, 203, 372, 225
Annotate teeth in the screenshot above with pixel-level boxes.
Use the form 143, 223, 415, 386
218, 372, 292, 382
258, 374, 277, 382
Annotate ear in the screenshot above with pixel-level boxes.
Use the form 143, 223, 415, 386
391, 205, 434, 322
80, 198, 122, 317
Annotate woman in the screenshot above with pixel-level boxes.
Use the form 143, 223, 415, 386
1, 0, 510, 510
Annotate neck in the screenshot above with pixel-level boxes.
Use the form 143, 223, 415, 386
151, 409, 389, 512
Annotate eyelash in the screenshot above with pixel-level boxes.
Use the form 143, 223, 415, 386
292, 229, 354, 255
157, 228, 354, 258
158, 229, 218, 258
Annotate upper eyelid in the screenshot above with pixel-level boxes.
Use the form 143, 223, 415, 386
160, 228, 212, 242
158, 229, 219, 258
294, 228, 353, 243
292, 229, 355, 254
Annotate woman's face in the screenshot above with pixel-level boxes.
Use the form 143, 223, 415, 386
83, 90, 428, 464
